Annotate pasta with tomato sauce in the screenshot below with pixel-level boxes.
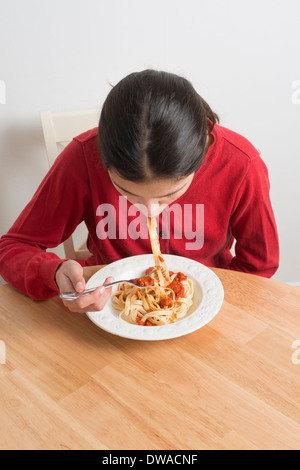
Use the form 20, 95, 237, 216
111, 218, 194, 326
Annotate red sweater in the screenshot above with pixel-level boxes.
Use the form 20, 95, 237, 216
0, 124, 279, 300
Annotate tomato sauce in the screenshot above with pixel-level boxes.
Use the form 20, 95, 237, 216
146, 267, 154, 275
159, 295, 173, 309
134, 270, 187, 325
133, 275, 155, 287
168, 272, 187, 299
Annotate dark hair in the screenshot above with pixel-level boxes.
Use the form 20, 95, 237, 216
98, 70, 219, 182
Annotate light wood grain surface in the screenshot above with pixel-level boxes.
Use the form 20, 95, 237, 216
0, 266, 299, 450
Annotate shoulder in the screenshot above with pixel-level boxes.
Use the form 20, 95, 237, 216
71, 127, 103, 168
203, 124, 268, 187
214, 124, 260, 162
73, 127, 101, 165
51, 127, 100, 175
73, 127, 98, 145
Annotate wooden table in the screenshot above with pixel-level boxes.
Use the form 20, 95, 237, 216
0, 266, 299, 450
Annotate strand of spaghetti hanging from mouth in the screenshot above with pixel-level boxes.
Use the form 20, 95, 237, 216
147, 216, 170, 286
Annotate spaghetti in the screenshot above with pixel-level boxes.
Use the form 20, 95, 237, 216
111, 217, 194, 326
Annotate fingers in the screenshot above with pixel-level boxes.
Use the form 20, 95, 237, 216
62, 276, 114, 313
55, 260, 86, 293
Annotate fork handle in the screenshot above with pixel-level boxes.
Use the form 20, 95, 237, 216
60, 286, 99, 300
59, 280, 130, 301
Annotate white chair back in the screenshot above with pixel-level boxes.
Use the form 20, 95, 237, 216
40, 109, 100, 259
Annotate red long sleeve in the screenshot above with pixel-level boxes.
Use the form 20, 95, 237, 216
0, 139, 90, 300
228, 155, 279, 277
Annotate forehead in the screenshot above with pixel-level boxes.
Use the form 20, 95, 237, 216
109, 171, 192, 198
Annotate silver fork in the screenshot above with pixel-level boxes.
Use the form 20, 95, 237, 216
60, 266, 168, 301
59, 279, 145, 301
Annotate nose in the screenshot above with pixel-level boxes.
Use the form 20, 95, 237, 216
135, 201, 167, 218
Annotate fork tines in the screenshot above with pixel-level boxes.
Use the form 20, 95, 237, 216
150, 266, 167, 281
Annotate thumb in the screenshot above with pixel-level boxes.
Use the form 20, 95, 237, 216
70, 267, 86, 293
74, 279, 85, 293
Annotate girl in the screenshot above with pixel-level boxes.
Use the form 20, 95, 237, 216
0, 70, 279, 313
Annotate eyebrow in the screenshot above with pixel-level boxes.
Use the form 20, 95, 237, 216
111, 178, 188, 198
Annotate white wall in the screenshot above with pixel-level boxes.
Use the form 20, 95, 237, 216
0, 0, 299, 284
